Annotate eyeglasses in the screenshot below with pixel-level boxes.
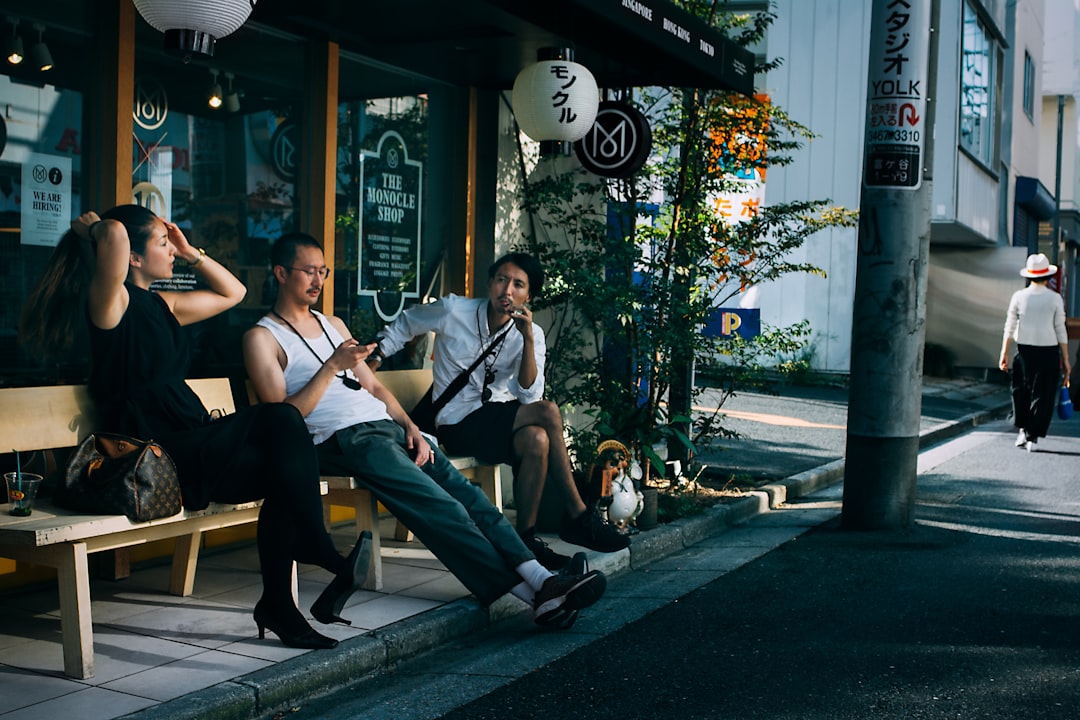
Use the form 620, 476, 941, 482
481, 368, 496, 403
288, 265, 331, 279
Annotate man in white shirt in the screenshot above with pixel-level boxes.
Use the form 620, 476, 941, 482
243, 234, 605, 628
372, 253, 630, 570
999, 252, 1072, 451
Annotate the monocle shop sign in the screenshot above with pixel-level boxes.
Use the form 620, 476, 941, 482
358, 130, 423, 320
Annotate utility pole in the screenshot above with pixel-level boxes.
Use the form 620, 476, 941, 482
1053, 94, 1063, 265
843, 0, 938, 530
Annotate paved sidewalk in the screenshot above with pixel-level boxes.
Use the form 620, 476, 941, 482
0, 377, 1014, 720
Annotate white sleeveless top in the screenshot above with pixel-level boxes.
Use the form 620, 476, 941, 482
256, 311, 391, 444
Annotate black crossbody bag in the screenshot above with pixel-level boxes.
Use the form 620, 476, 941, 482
409, 324, 512, 434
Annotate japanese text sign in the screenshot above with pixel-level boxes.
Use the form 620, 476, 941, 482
864, 0, 931, 190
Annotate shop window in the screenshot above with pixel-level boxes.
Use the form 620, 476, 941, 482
1022, 51, 1034, 121
0, 76, 85, 386
130, 68, 303, 377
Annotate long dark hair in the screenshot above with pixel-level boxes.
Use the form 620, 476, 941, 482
19, 205, 159, 359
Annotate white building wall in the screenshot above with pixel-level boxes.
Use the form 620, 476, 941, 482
760, 0, 1044, 372
755, 0, 871, 373
1041, 0, 1080, 314
1041, 0, 1080, 219
1010, 0, 1046, 182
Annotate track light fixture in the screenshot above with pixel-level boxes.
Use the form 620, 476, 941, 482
223, 72, 240, 113
208, 68, 223, 109
5, 18, 23, 65
28, 23, 51, 71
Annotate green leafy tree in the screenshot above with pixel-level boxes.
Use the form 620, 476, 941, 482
520, 2, 858, 481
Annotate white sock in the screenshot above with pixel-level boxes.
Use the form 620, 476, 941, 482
510, 581, 534, 604
515, 559, 554, 592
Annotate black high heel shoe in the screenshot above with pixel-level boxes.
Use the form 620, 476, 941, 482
253, 600, 338, 649
311, 531, 372, 626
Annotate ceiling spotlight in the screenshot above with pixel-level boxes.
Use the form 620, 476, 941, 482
5, 18, 22, 65
208, 68, 223, 109
28, 23, 51, 71
223, 72, 240, 113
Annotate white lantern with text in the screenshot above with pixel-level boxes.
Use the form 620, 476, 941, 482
512, 48, 599, 152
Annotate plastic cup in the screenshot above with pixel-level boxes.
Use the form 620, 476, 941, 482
5, 472, 43, 517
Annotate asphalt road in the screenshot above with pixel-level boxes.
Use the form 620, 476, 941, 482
291, 402, 1080, 720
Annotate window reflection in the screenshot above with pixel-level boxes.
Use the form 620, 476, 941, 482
960, 0, 994, 165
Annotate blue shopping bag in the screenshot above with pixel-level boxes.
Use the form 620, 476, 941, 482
1059, 380, 1073, 420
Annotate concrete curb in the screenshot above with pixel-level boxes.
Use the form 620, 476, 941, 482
121, 400, 1012, 720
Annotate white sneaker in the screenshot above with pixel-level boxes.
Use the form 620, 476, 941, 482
1015, 430, 1027, 448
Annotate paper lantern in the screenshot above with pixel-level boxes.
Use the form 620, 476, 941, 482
133, 0, 258, 58
512, 48, 599, 144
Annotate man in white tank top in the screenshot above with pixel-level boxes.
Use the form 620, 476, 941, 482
243, 233, 606, 628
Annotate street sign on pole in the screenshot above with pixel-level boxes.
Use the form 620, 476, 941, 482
864, 0, 931, 190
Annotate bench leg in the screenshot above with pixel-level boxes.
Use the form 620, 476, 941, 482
170, 531, 202, 596
474, 465, 502, 509
352, 490, 382, 591
53, 543, 94, 679
393, 520, 414, 543
93, 548, 131, 581
322, 499, 333, 532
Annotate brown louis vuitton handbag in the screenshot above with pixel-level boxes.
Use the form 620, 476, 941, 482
57, 433, 182, 522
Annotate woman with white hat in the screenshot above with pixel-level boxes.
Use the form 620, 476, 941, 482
999, 253, 1071, 451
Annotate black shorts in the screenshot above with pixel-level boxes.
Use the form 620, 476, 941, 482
438, 401, 522, 466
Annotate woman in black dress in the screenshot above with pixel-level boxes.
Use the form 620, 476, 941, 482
21, 205, 367, 649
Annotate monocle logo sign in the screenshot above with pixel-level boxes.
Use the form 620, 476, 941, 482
133, 77, 168, 131
574, 101, 652, 178
271, 121, 298, 182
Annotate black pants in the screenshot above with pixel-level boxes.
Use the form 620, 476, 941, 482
1011, 345, 1061, 440
164, 403, 343, 608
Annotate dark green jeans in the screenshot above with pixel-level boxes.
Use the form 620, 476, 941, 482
317, 420, 530, 604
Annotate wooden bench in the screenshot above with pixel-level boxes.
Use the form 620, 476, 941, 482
0, 378, 325, 680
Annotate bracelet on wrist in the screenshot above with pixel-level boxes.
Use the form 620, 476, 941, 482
87, 221, 103, 241
190, 247, 206, 267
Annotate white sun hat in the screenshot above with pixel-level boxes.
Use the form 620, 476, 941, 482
1020, 253, 1057, 279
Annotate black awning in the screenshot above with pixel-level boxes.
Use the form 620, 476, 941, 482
1015, 176, 1055, 220
490, 0, 756, 95
254, 0, 755, 97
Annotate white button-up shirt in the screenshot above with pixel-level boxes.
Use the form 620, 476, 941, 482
378, 295, 546, 426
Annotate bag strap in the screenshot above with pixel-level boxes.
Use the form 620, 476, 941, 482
431, 321, 513, 413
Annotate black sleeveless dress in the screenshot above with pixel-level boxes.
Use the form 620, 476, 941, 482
89, 284, 262, 510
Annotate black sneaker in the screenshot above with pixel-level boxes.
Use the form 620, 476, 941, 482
532, 568, 606, 625
535, 552, 589, 630
521, 529, 571, 571
559, 509, 631, 553
561, 551, 589, 577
